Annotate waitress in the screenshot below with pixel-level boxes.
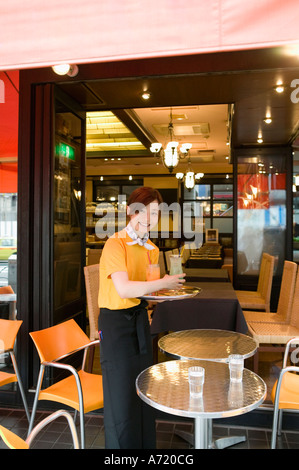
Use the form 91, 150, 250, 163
98, 186, 185, 449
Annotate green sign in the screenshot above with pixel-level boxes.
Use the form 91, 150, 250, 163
56, 142, 75, 161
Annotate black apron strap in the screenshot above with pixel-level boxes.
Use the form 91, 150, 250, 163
124, 301, 148, 355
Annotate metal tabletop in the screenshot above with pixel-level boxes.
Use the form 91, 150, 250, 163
0, 294, 16, 302
158, 329, 257, 362
136, 359, 266, 449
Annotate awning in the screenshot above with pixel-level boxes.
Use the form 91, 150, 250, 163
1, 0, 299, 71
0, 71, 18, 193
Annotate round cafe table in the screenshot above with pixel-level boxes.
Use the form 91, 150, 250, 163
158, 329, 257, 362
157, 329, 258, 448
136, 359, 266, 449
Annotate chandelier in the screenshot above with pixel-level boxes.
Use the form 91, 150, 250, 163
176, 158, 204, 190
150, 109, 192, 173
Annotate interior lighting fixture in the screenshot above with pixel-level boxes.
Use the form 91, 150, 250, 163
141, 91, 151, 100
150, 109, 192, 173
263, 117, 272, 124
176, 159, 204, 191
257, 131, 263, 144
52, 64, 79, 77
275, 80, 284, 93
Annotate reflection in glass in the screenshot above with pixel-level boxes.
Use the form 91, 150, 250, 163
237, 159, 286, 276
54, 112, 83, 310
293, 165, 299, 264
184, 184, 210, 200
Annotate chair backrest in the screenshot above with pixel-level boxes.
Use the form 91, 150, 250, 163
181, 247, 190, 265
0, 285, 14, 294
87, 249, 102, 266
84, 264, 100, 341
290, 270, 299, 327
29, 319, 91, 363
158, 252, 166, 278
0, 319, 22, 351
257, 253, 275, 302
276, 260, 297, 321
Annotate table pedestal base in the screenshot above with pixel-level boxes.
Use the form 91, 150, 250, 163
175, 418, 246, 449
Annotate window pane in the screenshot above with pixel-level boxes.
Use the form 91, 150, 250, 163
213, 217, 233, 233
213, 184, 233, 199
213, 201, 233, 216
184, 184, 210, 200
237, 157, 286, 275
0, 192, 17, 289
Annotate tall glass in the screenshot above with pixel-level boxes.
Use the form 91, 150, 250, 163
169, 255, 183, 275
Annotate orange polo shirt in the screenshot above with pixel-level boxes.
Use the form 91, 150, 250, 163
98, 228, 159, 310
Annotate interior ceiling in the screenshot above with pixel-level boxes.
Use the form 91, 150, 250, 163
57, 47, 299, 177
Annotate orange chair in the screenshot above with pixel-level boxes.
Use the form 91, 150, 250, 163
0, 319, 30, 422
271, 337, 299, 448
28, 319, 103, 449
0, 285, 14, 294
0, 410, 79, 449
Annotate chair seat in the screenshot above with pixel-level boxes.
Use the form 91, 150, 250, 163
0, 371, 17, 387
38, 370, 104, 413
0, 425, 29, 449
236, 290, 264, 298
244, 311, 288, 323
248, 322, 299, 345
271, 372, 299, 410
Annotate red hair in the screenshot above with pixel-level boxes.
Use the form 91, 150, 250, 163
127, 187, 163, 220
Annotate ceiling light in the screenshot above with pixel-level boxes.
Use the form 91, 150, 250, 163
150, 108, 192, 173
141, 92, 151, 100
263, 117, 272, 124
129, 175, 133, 181
257, 138, 263, 143
275, 80, 284, 93
52, 64, 79, 77
175, 159, 204, 191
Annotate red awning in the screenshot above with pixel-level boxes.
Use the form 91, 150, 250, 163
0, 71, 18, 193
0, 0, 299, 70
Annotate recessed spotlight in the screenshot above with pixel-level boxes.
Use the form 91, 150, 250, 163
129, 175, 133, 180
263, 117, 272, 124
141, 92, 151, 100
257, 138, 263, 143
275, 80, 285, 93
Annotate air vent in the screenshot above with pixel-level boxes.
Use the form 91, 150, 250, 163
153, 123, 210, 136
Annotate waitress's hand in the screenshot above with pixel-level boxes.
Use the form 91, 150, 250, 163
161, 273, 186, 290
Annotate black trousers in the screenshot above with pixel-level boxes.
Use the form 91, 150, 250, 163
98, 301, 156, 449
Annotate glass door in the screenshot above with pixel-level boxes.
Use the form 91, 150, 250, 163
53, 88, 86, 327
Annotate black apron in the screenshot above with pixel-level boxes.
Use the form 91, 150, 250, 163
98, 300, 156, 449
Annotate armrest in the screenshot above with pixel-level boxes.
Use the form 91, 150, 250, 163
26, 410, 79, 448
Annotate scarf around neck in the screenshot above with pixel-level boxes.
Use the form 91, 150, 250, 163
125, 222, 154, 250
